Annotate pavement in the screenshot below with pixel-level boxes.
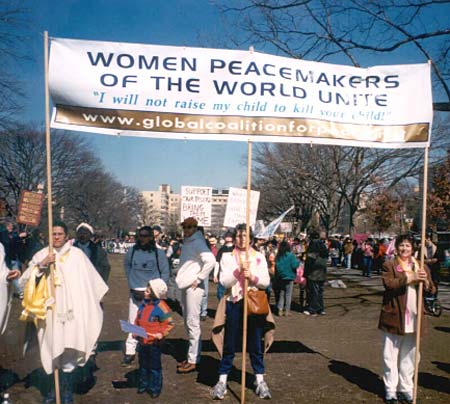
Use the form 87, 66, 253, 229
326, 266, 450, 311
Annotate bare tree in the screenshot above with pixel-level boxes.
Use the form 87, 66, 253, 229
0, 1, 32, 128
365, 188, 401, 234
253, 143, 342, 233
252, 140, 434, 233
218, 1, 450, 232
218, 0, 450, 110
0, 126, 140, 236
428, 148, 450, 229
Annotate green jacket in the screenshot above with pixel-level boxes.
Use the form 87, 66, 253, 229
275, 252, 299, 281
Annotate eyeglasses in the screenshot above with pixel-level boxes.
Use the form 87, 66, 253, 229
138, 233, 151, 238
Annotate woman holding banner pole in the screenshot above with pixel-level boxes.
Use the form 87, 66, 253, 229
211, 224, 275, 400
378, 234, 435, 404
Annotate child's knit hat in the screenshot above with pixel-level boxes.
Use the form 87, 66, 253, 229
148, 278, 168, 299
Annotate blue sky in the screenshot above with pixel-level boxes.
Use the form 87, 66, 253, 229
16, 0, 446, 193
21, 0, 248, 193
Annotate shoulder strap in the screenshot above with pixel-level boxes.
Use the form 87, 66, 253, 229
155, 249, 162, 278
130, 245, 136, 266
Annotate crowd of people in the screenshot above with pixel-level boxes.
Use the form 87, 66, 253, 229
0, 218, 443, 403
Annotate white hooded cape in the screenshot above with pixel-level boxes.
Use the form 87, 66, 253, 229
19, 242, 108, 374
0, 243, 13, 335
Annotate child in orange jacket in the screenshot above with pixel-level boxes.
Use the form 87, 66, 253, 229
134, 278, 174, 398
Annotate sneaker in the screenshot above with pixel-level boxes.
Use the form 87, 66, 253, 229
385, 396, 398, 404
255, 380, 271, 399
121, 354, 135, 367
211, 381, 227, 400
385, 399, 398, 404
397, 392, 413, 404
303, 310, 311, 316
320, 311, 326, 315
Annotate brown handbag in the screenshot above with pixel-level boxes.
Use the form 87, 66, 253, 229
247, 289, 269, 315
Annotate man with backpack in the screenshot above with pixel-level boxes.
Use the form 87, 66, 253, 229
122, 225, 170, 366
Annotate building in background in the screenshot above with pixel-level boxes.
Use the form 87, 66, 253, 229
140, 185, 229, 235
210, 189, 229, 235
141, 184, 181, 233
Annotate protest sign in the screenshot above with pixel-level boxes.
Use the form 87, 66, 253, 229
49, 38, 432, 148
180, 186, 212, 226
119, 320, 147, 339
279, 222, 293, 233
17, 191, 44, 227
223, 187, 260, 228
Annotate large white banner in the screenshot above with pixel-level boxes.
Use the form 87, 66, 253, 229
180, 186, 212, 226
223, 187, 260, 228
49, 37, 433, 148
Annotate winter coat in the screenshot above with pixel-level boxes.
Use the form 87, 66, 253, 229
304, 239, 328, 282
275, 252, 299, 281
175, 230, 215, 290
378, 258, 435, 336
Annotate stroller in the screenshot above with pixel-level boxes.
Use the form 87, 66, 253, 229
424, 289, 442, 317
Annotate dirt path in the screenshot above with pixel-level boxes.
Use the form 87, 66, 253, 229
1, 254, 449, 403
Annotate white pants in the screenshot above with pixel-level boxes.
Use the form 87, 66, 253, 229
382, 332, 417, 397
125, 295, 141, 355
181, 286, 204, 364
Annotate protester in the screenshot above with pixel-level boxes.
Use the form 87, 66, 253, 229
211, 224, 274, 400
303, 231, 328, 316
329, 236, 341, 267
19, 229, 46, 267
418, 233, 441, 286
122, 225, 170, 366
213, 229, 235, 301
17, 221, 108, 404
0, 222, 25, 298
343, 237, 354, 270
266, 239, 278, 302
153, 225, 163, 248
0, 242, 20, 334
0, 222, 22, 270
166, 236, 183, 306
200, 231, 216, 321
378, 234, 435, 404
73, 223, 111, 283
374, 239, 388, 275
275, 240, 299, 316
134, 278, 174, 398
175, 217, 215, 373
362, 238, 375, 277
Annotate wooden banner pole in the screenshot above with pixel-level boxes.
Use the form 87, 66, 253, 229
240, 140, 252, 404
44, 31, 61, 404
413, 146, 429, 404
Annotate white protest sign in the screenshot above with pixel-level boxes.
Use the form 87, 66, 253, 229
279, 222, 293, 233
223, 187, 260, 228
49, 38, 432, 149
180, 186, 212, 226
